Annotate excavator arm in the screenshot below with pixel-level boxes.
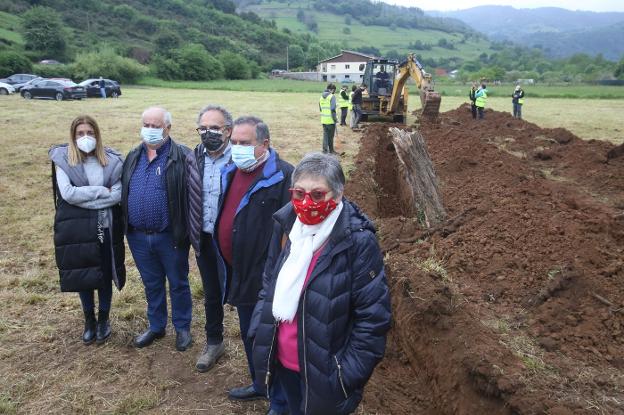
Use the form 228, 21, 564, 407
387, 54, 441, 119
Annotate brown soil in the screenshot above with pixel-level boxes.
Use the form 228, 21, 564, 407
351, 105, 624, 414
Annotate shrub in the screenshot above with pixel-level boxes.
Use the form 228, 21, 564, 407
31, 63, 73, 79
0, 51, 33, 77
21, 6, 68, 60
177, 44, 223, 81
72, 48, 147, 83
219, 51, 251, 80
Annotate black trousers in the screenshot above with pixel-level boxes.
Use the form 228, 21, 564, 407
195, 232, 224, 344
471, 103, 477, 119
322, 123, 336, 153
340, 107, 348, 125
477, 106, 484, 119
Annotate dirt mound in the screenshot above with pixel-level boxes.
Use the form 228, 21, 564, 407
350, 108, 624, 414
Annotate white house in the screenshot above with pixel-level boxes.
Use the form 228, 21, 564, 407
316, 50, 376, 84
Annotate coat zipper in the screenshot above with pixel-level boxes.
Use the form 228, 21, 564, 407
265, 320, 278, 399
334, 355, 348, 399
303, 289, 309, 414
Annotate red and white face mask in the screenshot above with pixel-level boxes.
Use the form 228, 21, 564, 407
291, 192, 337, 225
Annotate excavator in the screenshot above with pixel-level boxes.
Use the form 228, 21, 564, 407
358, 54, 441, 123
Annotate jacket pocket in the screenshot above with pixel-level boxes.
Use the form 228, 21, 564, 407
333, 355, 349, 399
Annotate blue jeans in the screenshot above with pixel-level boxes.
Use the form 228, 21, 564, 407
195, 232, 224, 344
100, 87, 106, 98
513, 102, 522, 118
126, 230, 192, 332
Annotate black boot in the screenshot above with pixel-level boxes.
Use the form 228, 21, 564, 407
96, 309, 111, 345
83, 310, 97, 345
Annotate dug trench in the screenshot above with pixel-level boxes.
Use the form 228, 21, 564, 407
350, 106, 624, 414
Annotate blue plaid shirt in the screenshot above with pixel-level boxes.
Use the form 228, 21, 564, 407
127, 139, 171, 232
202, 145, 231, 234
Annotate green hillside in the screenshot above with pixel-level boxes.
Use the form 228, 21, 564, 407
242, 1, 495, 63
0, 11, 23, 47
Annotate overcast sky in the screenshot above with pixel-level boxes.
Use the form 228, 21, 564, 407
381, 1, 624, 12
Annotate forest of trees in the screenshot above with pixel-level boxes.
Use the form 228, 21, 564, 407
0, 0, 343, 80
0, 0, 622, 82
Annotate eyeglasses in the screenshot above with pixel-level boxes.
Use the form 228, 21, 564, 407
289, 188, 330, 203
196, 126, 225, 135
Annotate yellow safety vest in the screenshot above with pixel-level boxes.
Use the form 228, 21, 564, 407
518, 97, 524, 105
320, 95, 334, 125
338, 92, 349, 108
475, 90, 487, 108
348, 91, 354, 110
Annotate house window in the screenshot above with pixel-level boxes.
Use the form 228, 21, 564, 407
345, 64, 350, 69
330, 64, 336, 70
322, 64, 327, 72
331, 75, 336, 79
345, 75, 350, 79
360, 75, 363, 78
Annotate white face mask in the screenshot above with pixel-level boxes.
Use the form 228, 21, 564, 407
76, 135, 97, 154
141, 127, 165, 146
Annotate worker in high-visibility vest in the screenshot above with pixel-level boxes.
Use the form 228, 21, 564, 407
512, 85, 525, 119
349, 85, 356, 127
319, 83, 338, 154
338, 85, 350, 126
474, 83, 488, 120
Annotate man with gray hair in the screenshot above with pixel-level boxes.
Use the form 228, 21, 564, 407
121, 106, 194, 351
186, 105, 233, 372
213, 116, 292, 413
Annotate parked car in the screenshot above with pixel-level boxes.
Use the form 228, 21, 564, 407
0, 81, 15, 95
78, 78, 122, 98
39, 59, 62, 65
21, 79, 87, 101
0, 73, 39, 85
13, 76, 44, 92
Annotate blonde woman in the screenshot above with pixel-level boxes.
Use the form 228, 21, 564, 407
49, 115, 126, 345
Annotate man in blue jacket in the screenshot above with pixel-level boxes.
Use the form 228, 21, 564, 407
213, 116, 293, 414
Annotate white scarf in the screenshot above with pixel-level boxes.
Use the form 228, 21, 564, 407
272, 202, 344, 323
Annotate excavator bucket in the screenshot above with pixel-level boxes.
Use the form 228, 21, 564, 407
421, 90, 441, 119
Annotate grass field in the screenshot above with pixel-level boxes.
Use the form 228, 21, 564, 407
0, 87, 622, 413
244, 1, 493, 60
138, 78, 624, 100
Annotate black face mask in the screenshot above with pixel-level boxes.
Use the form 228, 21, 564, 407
201, 130, 225, 152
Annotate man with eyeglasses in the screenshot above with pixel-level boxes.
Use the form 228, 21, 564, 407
186, 105, 233, 373
213, 116, 292, 414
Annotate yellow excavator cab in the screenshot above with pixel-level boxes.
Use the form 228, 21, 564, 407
359, 54, 440, 124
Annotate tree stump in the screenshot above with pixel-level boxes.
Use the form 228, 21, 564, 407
389, 127, 446, 227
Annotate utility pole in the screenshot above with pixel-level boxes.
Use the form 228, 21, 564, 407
286, 45, 289, 72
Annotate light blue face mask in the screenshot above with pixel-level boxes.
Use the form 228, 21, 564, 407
231, 144, 258, 170
141, 127, 165, 146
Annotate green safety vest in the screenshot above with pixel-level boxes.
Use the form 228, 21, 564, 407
348, 91, 354, 110
519, 97, 524, 105
475, 90, 487, 108
320, 95, 334, 125
338, 92, 349, 108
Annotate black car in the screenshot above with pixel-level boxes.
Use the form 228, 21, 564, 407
21, 79, 87, 101
0, 73, 39, 85
14, 76, 44, 92
78, 78, 122, 98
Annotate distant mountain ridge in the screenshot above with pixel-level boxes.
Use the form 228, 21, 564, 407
428, 6, 624, 60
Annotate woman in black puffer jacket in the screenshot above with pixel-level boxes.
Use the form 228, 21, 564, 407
250, 152, 391, 415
